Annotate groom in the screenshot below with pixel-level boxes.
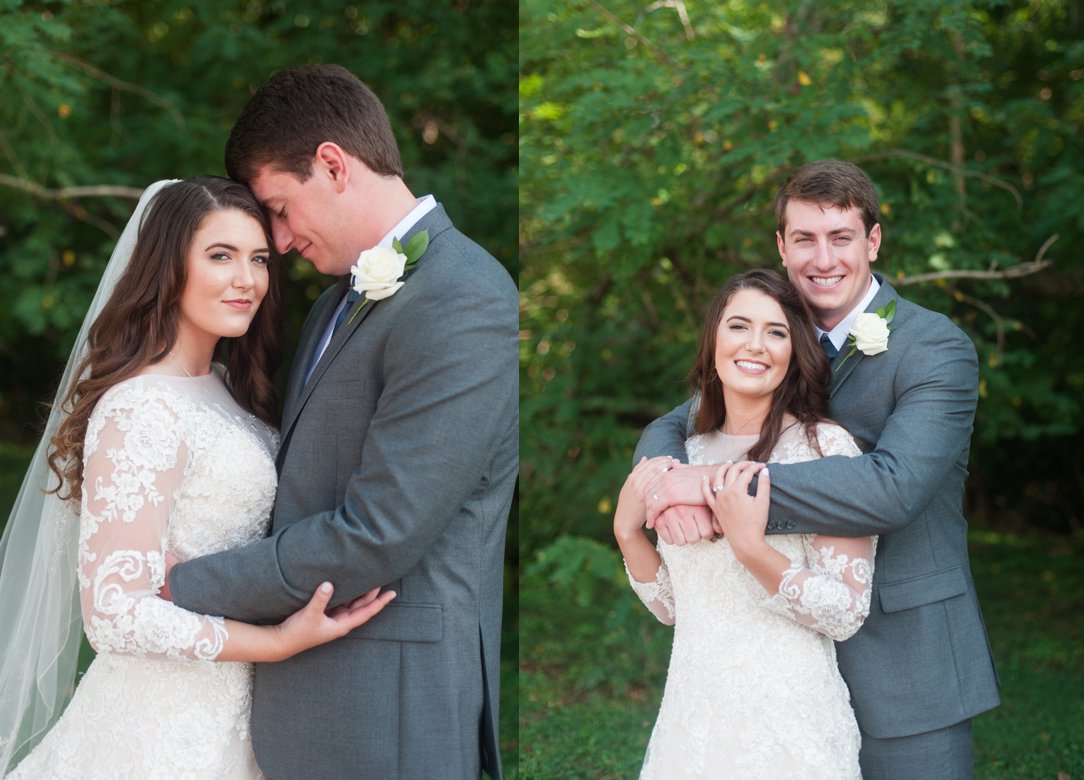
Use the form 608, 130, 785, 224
168, 65, 517, 779
635, 160, 999, 778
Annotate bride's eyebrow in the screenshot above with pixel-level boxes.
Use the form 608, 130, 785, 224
725, 315, 789, 329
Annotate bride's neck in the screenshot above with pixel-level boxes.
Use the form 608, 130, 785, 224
720, 391, 771, 436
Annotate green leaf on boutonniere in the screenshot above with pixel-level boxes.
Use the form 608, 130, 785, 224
395, 230, 430, 267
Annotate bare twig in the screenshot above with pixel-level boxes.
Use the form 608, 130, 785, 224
646, 0, 695, 40
957, 291, 1007, 353
588, 0, 680, 70
895, 234, 1057, 286
0, 174, 144, 201
48, 51, 186, 130
860, 148, 1023, 209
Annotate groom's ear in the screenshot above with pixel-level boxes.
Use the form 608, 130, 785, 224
866, 223, 882, 262
315, 142, 350, 191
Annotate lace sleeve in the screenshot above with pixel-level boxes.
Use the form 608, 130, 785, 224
761, 535, 876, 642
625, 557, 676, 626
78, 393, 228, 661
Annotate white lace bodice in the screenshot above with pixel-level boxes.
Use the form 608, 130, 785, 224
7, 370, 276, 779
78, 372, 277, 660
628, 422, 874, 779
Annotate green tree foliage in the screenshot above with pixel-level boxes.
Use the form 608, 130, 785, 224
0, 0, 517, 438
521, 0, 1084, 566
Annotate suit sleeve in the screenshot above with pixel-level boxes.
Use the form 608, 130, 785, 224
633, 397, 695, 464
766, 318, 978, 537
170, 253, 518, 621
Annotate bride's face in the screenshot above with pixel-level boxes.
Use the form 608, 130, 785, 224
713, 288, 793, 402
177, 208, 271, 345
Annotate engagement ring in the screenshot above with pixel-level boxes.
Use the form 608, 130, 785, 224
712, 484, 724, 493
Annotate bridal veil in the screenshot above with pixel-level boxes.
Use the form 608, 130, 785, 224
0, 180, 177, 774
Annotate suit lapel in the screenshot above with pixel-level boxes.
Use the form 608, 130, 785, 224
829, 276, 899, 398
277, 206, 454, 450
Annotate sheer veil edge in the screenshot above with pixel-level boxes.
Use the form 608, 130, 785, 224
0, 180, 178, 774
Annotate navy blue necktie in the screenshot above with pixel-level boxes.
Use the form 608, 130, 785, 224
333, 288, 362, 334
819, 332, 838, 361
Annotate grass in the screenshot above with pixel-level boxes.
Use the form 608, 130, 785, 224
520, 530, 1084, 779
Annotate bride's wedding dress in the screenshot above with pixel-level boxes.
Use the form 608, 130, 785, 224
6, 371, 275, 779
628, 423, 874, 779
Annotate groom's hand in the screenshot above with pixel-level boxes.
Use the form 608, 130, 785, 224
651, 505, 717, 546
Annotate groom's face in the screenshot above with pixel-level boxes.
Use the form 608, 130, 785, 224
249, 163, 359, 276
776, 199, 880, 331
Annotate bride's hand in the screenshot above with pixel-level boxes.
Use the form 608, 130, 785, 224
614, 456, 675, 540
273, 583, 396, 661
701, 460, 771, 558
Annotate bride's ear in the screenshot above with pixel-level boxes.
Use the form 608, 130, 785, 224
315, 143, 350, 192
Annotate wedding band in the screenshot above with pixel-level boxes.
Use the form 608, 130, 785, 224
712, 484, 724, 493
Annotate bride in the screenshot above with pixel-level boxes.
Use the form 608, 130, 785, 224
615, 269, 876, 778
0, 178, 394, 778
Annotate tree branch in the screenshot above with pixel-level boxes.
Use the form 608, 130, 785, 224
895, 234, 1057, 286
0, 174, 144, 201
645, 0, 695, 41
859, 148, 1023, 209
47, 51, 186, 130
588, 0, 680, 70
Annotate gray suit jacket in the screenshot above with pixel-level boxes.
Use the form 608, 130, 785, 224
171, 205, 518, 779
634, 277, 999, 739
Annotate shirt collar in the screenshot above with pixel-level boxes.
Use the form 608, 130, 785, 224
376, 194, 437, 250
816, 275, 880, 351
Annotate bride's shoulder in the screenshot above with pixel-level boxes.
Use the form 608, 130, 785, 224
91, 373, 196, 424
810, 421, 862, 458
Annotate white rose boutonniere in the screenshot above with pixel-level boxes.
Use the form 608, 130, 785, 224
346, 230, 429, 324
835, 300, 895, 371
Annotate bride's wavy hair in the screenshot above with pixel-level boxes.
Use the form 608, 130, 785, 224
689, 269, 832, 462
47, 176, 283, 501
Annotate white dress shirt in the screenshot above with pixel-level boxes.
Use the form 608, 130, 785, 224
304, 195, 438, 385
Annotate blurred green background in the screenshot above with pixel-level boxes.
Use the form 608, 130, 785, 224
0, 1, 518, 776
520, 2, 1082, 778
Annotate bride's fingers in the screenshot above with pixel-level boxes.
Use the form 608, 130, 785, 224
729, 462, 764, 499
339, 590, 396, 628
304, 582, 335, 614
327, 587, 383, 617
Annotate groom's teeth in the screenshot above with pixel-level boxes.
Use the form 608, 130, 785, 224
736, 361, 767, 371
811, 276, 843, 286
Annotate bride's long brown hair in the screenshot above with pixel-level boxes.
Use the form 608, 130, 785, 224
689, 269, 832, 461
47, 176, 282, 501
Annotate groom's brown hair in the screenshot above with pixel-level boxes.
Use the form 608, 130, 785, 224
225, 64, 403, 184
774, 159, 880, 238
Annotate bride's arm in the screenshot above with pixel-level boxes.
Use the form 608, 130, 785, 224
616, 457, 677, 625
702, 461, 874, 642
79, 398, 392, 663
760, 534, 875, 642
